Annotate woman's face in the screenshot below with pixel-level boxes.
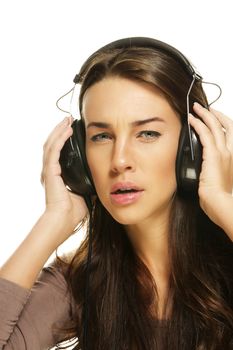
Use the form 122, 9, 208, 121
83, 76, 182, 225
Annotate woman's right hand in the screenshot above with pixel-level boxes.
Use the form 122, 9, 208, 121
40, 116, 88, 241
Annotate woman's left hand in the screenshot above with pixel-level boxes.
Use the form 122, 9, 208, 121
188, 102, 233, 237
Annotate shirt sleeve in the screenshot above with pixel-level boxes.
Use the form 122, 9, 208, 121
0, 261, 75, 349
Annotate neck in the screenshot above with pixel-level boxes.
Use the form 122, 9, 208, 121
125, 211, 172, 320
125, 210, 171, 278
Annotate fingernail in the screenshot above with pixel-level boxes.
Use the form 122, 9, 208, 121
194, 102, 202, 109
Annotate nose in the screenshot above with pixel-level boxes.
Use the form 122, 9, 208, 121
110, 138, 136, 175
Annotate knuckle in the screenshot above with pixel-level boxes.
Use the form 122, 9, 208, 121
43, 140, 48, 151
40, 171, 45, 184
42, 164, 48, 176
223, 149, 232, 160
211, 149, 220, 159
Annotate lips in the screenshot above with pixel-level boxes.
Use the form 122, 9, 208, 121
110, 182, 144, 205
110, 182, 144, 194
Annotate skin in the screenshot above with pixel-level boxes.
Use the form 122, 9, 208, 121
82, 77, 182, 300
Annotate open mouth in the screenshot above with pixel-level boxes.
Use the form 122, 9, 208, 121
110, 188, 144, 205
112, 188, 140, 194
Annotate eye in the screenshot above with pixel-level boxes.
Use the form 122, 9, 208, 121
137, 130, 161, 140
90, 133, 112, 142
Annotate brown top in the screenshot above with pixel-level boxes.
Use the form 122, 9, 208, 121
0, 263, 75, 349
0, 262, 167, 349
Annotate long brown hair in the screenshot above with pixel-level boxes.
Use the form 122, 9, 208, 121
54, 45, 233, 349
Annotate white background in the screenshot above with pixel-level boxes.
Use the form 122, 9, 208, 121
0, 0, 232, 267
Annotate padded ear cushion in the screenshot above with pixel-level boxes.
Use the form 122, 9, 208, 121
175, 122, 203, 197
59, 119, 96, 196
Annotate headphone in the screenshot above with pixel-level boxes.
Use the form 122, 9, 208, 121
59, 37, 204, 210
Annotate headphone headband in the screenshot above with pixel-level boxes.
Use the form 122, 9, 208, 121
73, 36, 202, 84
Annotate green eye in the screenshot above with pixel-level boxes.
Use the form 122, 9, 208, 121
91, 133, 112, 142
90, 131, 161, 142
138, 131, 161, 139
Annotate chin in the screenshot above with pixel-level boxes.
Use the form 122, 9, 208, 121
112, 215, 138, 226
98, 191, 175, 226
106, 206, 147, 226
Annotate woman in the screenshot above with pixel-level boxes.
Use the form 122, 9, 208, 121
0, 37, 233, 349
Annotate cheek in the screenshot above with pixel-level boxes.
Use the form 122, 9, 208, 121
86, 148, 107, 187
149, 154, 176, 183
87, 158, 110, 207
150, 140, 179, 186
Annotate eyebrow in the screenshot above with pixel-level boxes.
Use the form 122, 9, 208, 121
86, 117, 165, 129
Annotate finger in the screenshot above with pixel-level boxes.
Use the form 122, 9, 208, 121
209, 107, 233, 150
193, 102, 226, 152
188, 113, 220, 159
42, 118, 73, 179
43, 125, 73, 171
209, 107, 233, 132
43, 116, 73, 152
42, 116, 74, 166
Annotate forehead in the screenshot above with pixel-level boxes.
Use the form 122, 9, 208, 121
82, 76, 180, 125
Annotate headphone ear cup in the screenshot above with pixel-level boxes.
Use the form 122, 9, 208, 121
59, 119, 96, 196
176, 122, 203, 197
